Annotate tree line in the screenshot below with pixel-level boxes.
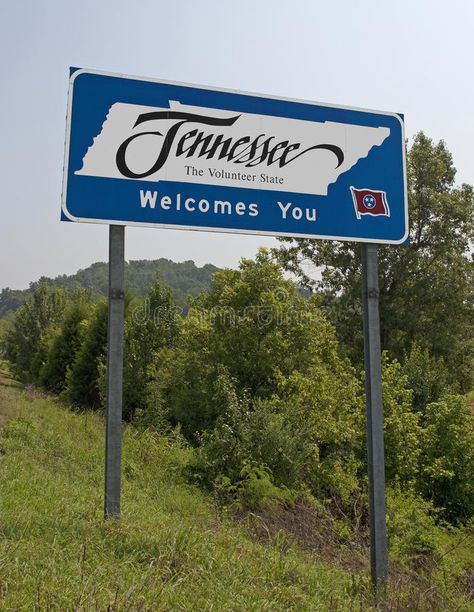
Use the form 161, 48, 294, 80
0, 259, 219, 319
1, 132, 473, 529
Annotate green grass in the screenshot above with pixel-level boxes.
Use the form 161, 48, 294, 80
0, 372, 360, 610
0, 370, 472, 610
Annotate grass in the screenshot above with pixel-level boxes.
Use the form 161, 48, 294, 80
0, 366, 473, 610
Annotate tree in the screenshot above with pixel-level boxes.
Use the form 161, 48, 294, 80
377, 357, 421, 486
418, 395, 474, 523
40, 291, 92, 393
123, 279, 179, 420
0, 288, 26, 319
275, 132, 474, 392
65, 300, 108, 408
146, 250, 363, 440
401, 344, 452, 412
3, 284, 67, 382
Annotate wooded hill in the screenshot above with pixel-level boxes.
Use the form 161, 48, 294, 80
0, 259, 220, 318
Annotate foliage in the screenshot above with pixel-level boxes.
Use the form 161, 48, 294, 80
39, 291, 92, 393
0, 371, 473, 609
0, 317, 11, 344
122, 280, 179, 420
65, 300, 108, 408
147, 250, 352, 439
0, 287, 26, 318
193, 372, 311, 497
418, 395, 474, 523
277, 365, 365, 504
232, 461, 295, 510
146, 252, 366, 505
0, 259, 219, 319
140, 252, 474, 523
3, 251, 474, 527
386, 487, 443, 565
401, 343, 453, 412
3, 284, 68, 382
378, 356, 421, 486
275, 132, 474, 392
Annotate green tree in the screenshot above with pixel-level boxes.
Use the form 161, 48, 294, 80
4, 259, 219, 319
40, 291, 92, 393
123, 280, 179, 420
3, 284, 67, 382
417, 395, 474, 523
276, 132, 474, 392
65, 300, 108, 408
0, 319, 10, 356
377, 357, 421, 486
0, 288, 26, 318
146, 251, 366, 506
148, 250, 351, 438
401, 343, 452, 413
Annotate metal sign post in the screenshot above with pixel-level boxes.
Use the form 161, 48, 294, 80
104, 224, 125, 518
361, 243, 388, 585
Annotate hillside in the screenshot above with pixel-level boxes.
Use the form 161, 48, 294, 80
0, 259, 221, 318
0, 364, 473, 610
0, 366, 357, 610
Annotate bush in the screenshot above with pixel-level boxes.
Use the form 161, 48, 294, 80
4, 284, 67, 382
65, 300, 108, 408
123, 280, 179, 420
402, 344, 453, 413
145, 250, 361, 442
194, 373, 309, 495
386, 487, 443, 567
417, 395, 474, 523
0, 318, 12, 356
379, 357, 422, 486
193, 359, 364, 506
40, 293, 91, 393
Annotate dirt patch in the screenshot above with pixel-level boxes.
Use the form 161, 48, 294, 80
242, 498, 447, 609
463, 566, 474, 602
243, 498, 369, 573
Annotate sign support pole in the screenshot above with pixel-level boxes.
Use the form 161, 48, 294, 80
104, 224, 125, 518
361, 243, 388, 586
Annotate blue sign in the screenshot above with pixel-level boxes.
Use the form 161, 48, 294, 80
62, 69, 408, 244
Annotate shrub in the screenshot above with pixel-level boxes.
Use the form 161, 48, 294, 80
194, 375, 309, 495
146, 250, 361, 443
276, 367, 364, 505
386, 487, 443, 567
194, 363, 364, 506
65, 300, 108, 408
123, 280, 179, 420
401, 344, 453, 413
379, 357, 422, 486
417, 395, 474, 523
3, 284, 67, 382
40, 293, 91, 393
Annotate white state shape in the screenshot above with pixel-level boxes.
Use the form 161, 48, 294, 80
75, 101, 390, 196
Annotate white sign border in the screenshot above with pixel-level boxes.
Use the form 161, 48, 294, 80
62, 68, 408, 245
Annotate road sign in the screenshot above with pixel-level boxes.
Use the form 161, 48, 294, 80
62, 68, 407, 244
63, 70, 397, 585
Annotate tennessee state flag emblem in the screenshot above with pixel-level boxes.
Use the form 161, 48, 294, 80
350, 187, 390, 219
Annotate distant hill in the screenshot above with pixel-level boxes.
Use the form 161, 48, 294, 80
0, 259, 221, 318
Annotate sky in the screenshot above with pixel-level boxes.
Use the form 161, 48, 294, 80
1, 0, 473, 290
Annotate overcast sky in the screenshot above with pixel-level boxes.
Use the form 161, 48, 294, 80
1, 0, 473, 289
